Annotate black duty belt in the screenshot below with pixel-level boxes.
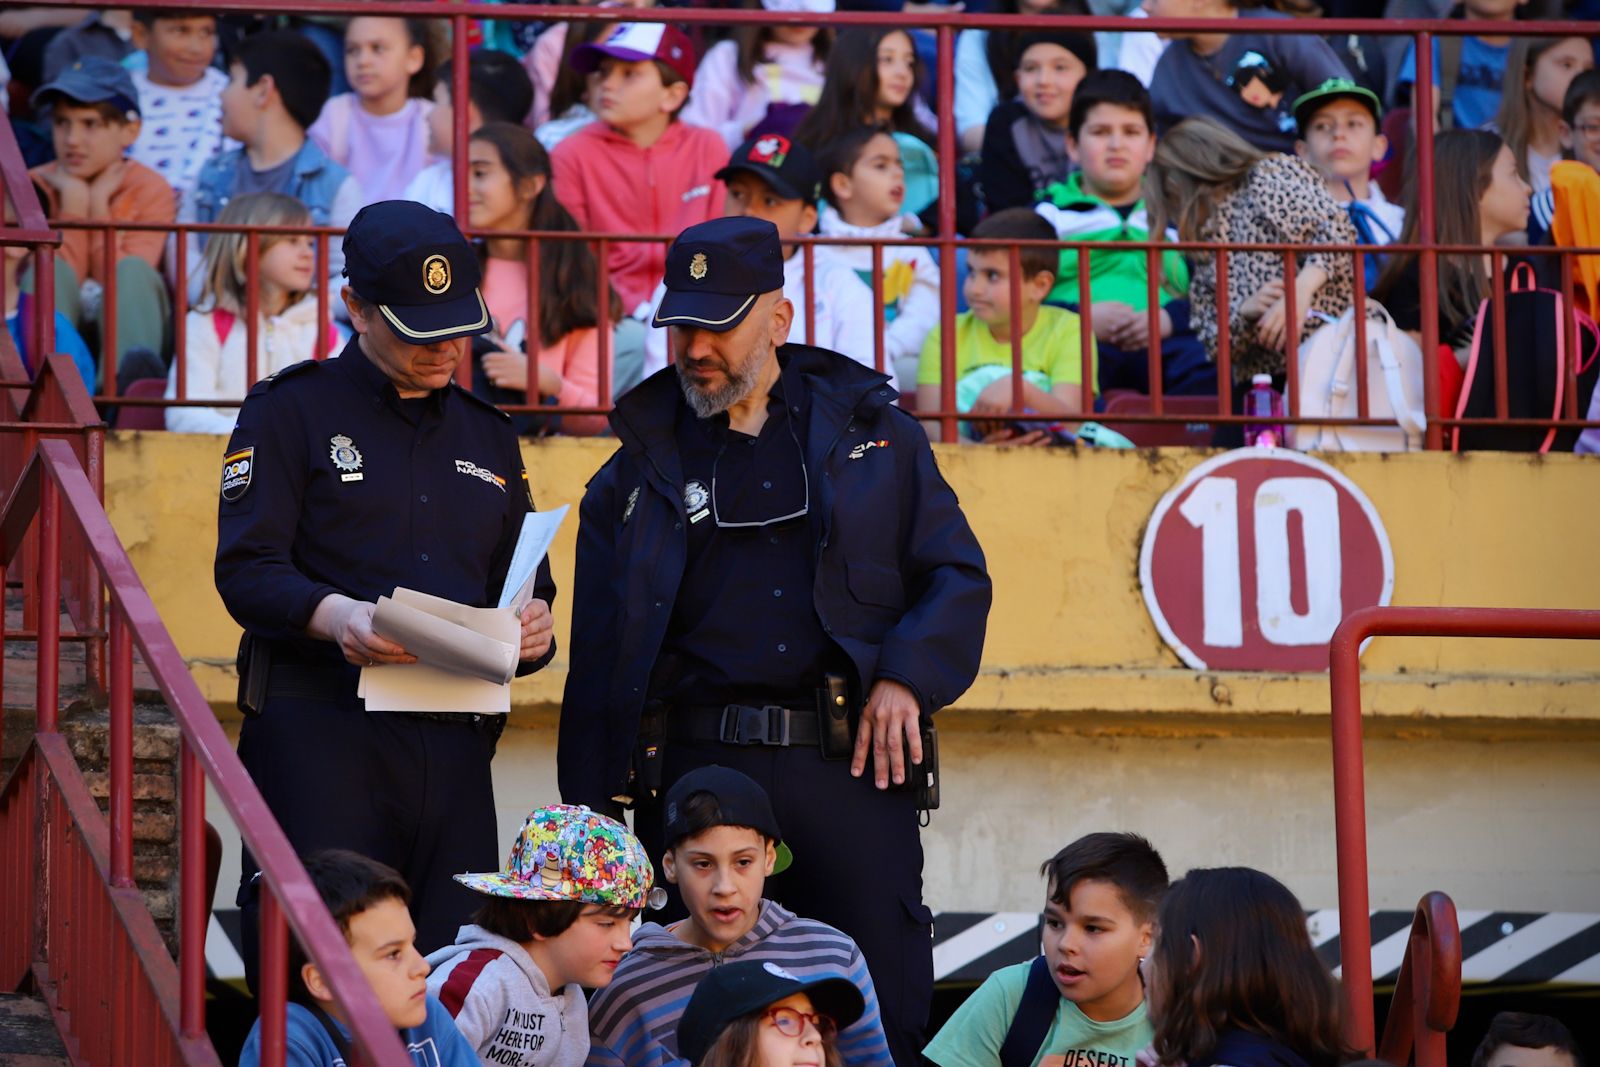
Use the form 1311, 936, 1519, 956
266, 661, 505, 727
666, 703, 822, 747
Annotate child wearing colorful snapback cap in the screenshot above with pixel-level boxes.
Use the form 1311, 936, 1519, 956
586, 767, 893, 1067
1293, 77, 1404, 289
426, 804, 654, 1066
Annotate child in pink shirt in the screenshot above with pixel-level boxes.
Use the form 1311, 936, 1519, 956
550, 22, 726, 316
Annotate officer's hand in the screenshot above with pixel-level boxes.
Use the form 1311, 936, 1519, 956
519, 599, 554, 661
311, 595, 415, 667
851, 679, 923, 790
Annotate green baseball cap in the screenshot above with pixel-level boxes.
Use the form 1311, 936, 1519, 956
1292, 78, 1383, 137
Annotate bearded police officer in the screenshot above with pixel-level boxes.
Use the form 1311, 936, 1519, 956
559, 216, 991, 1064
215, 201, 557, 975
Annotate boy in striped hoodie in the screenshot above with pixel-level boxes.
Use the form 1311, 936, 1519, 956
585, 767, 894, 1067
426, 805, 654, 1067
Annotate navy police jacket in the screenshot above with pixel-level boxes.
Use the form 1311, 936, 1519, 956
558, 344, 991, 809
214, 340, 557, 677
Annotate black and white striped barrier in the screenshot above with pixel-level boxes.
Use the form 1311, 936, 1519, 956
932, 910, 1600, 987
204, 909, 1600, 989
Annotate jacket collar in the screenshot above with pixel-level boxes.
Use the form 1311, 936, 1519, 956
290, 138, 334, 181
817, 202, 907, 240
610, 343, 894, 461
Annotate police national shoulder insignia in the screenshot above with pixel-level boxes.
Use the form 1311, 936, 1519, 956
423, 254, 451, 295
330, 434, 364, 482
689, 252, 708, 282
220, 447, 254, 502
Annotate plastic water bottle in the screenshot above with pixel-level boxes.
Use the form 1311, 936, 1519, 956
1243, 374, 1285, 448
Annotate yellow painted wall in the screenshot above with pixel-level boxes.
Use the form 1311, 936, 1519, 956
109, 433, 1600, 726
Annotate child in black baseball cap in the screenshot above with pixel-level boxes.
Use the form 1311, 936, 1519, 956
585, 765, 895, 1066
677, 959, 865, 1067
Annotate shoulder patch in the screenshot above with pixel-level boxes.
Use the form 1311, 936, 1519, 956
220, 446, 254, 502
246, 358, 321, 397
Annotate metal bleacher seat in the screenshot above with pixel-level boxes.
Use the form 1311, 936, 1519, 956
1098, 389, 1218, 448
117, 378, 169, 430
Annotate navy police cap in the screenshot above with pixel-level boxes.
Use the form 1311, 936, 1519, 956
342, 200, 491, 344
653, 217, 786, 334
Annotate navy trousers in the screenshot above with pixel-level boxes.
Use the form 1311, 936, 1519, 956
235, 690, 501, 991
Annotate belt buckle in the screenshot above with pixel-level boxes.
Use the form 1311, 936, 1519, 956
720, 704, 791, 746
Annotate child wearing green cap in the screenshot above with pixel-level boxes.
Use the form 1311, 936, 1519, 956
426, 804, 654, 1066
1293, 78, 1405, 284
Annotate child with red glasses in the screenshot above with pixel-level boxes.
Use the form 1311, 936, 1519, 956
676, 960, 864, 1067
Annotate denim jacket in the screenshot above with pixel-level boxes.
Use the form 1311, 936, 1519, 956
189, 138, 352, 228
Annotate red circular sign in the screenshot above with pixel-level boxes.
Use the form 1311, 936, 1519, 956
1139, 450, 1393, 672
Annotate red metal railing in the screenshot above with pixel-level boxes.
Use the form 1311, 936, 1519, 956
1377, 892, 1462, 1067
1327, 605, 1600, 1056
10, 2, 1597, 446
0, 438, 416, 1066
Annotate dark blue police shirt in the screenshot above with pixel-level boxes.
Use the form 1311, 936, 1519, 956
214, 336, 556, 670
656, 365, 842, 706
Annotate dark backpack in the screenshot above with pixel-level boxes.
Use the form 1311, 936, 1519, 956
999, 955, 1060, 1067
1454, 262, 1600, 452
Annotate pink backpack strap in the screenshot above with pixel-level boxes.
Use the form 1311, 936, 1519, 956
1452, 298, 1490, 452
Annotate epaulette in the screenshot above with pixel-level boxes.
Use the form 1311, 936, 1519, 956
454, 384, 513, 421
245, 358, 321, 397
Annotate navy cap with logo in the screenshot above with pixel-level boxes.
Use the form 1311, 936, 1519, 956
677, 961, 865, 1066
652, 217, 786, 334
342, 200, 491, 344
663, 765, 793, 874
30, 57, 140, 118
714, 134, 822, 204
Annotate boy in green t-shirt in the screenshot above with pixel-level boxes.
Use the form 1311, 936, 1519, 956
1034, 70, 1215, 398
916, 207, 1096, 443
924, 832, 1168, 1067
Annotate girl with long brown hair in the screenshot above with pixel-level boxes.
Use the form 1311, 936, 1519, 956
681, 0, 833, 150
1146, 116, 1357, 385
1145, 867, 1349, 1067
467, 121, 623, 435
1493, 36, 1595, 193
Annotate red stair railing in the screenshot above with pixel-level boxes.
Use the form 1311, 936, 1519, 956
1328, 605, 1600, 1055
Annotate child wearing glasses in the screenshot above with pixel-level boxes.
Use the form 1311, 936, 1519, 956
676, 960, 865, 1067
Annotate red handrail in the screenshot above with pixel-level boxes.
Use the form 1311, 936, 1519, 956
0, 438, 414, 1065
10, 2, 1596, 445
1377, 892, 1462, 1067
1327, 606, 1600, 1054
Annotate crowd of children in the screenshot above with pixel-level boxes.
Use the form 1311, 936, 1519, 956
1, 3, 1598, 444
225, 774, 1588, 1067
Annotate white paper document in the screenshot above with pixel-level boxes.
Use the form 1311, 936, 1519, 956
359, 507, 569, 713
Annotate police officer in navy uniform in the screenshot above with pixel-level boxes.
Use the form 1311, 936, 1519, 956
559, 216, 991, 1065
215, 200, 557, 976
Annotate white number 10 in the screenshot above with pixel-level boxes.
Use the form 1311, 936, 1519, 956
1177, 476, 1342, 648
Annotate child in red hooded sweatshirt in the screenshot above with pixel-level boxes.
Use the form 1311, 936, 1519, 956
552, 23, 727, 318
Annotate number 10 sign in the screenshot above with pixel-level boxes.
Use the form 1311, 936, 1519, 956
1139, 450, 1394, 672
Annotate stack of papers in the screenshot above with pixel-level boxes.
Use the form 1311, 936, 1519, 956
358, 506, 568, 713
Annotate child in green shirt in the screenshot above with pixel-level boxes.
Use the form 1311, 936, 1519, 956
916, 207, 1095, 443
924, 832, 1168, 1067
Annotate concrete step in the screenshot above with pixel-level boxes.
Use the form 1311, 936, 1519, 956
0, 993, 70, 1066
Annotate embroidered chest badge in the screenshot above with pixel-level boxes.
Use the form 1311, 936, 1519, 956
329, 434, 364, 482
683, 479, 710, 523
847, 439, 889, 460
